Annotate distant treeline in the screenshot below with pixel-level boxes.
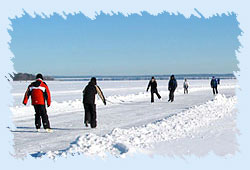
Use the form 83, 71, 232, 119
12, 73, 54, 81
54, 74, 236, 81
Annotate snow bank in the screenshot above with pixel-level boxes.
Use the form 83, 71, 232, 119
36, 94, 237, 159
11, 84, 236, 121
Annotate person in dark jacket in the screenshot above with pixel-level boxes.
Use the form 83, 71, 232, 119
146, 76, 161, 103
82, 77, 106, 128
168, 75, 177, 102
23, 73, 52, 132
217, 78, 220, 85
211, 76, 218, 95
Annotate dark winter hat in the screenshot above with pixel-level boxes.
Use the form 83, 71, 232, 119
36, 73, 44, 80
90, 77, 97, 85
152, 76, 155, 79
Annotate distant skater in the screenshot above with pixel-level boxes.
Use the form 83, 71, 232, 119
146, 76, 161, 103
217, 78, 220, 85
82, 77, 106, 128
23, 73, 52, 132
183, 78, 189, 94
210, 76, 218, 95
168, 75, 177, 102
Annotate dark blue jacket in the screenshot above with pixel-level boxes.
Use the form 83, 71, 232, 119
210, 78, 218, 88
168, 78, 177, 91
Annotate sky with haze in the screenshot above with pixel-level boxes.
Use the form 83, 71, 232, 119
9, 11, 241, 76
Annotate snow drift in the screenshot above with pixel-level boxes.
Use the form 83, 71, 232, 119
33, 94, 237, 159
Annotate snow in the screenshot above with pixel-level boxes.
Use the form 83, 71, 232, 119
42, 94, 237, 159
9, 79, 238, 159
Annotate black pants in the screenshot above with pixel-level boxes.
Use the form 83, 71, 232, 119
184, 87, 188, 94
212, 87, 218, 95
84, 103, 97, 128
169, 90, 175, 102
151, 90, 161, 102
34, 105, 50, 129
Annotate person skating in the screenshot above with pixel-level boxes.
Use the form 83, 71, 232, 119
23, 73, 52, 132
168, 75, 177, 102
183, 78, 189, 94
217, 78, 220, 85
146, 76, 161, 103
210, 76, 218, 95
82, 77, 106, 128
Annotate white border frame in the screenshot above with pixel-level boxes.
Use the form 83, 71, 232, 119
1, 0, 249, 169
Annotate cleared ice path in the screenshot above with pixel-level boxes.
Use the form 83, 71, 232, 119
11, 87, 235, 158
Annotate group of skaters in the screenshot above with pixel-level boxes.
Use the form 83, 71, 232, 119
22, 73, 221, 132
146, 75, 178, 103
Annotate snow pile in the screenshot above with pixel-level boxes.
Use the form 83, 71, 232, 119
38, 94, 236, 159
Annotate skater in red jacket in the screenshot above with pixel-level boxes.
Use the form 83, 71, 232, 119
23, 73, 52, 132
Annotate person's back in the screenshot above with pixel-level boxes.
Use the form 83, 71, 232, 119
23, 73, 52, 132
83, 81, 97, 104
168, 75, 177, 102
210, 77, 218, 95
24, 79, 51, 106
82, 77, 106, 128
183, 80, 188, 88
211, 78, 217, 88
168, 76, 177, 91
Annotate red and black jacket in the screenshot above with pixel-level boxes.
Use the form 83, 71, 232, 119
23, 78, 51, 106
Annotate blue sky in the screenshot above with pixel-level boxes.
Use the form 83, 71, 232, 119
9, 11, 241, 76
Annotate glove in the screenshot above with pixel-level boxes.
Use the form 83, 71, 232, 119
104, 100, 106, 105
47, 104, 50, 107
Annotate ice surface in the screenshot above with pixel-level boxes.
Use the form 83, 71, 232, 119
9, 79, 238, 159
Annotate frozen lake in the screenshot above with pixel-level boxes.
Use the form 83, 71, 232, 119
9, 79, 238, 158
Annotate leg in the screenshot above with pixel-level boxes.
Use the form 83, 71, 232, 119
169, 91, 173, 102
90, 104, 97, 128
84, 103, 91, 126
155, 90, 161, 99
168, 91, 171, 102
212, 88, 215, 95
39, 105, 51, 129
215, 87, 218, 94
151, 91, 154, 102
171, 90, 175, 102
34, 105, 41, 129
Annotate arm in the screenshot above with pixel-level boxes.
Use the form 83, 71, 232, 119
44, 83, 51, 107
146, 81, 151, 92
96, 85, 106, 105
23, 86, 31, 105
